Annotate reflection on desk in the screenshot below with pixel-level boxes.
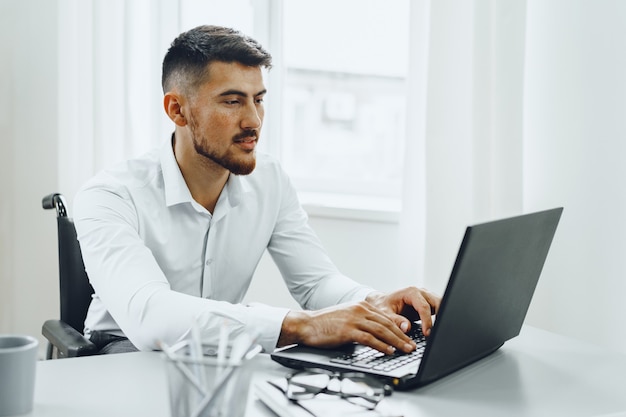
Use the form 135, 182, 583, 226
24, 326, 626, 417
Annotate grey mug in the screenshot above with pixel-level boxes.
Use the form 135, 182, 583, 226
0, 335, 39, 416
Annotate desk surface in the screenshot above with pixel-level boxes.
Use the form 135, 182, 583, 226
22, 326, 626, 417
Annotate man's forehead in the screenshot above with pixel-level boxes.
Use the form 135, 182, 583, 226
203, 61, 266, 93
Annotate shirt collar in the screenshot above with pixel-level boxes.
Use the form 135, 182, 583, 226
160, 134, 193, 207
212, 170, 253, 223
224, 171, 252, 208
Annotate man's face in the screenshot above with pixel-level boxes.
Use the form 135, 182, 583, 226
186, 61, 266, 175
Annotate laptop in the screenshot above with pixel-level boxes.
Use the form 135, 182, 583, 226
271, 207, 563, 390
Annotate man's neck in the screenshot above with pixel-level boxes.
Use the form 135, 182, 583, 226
172, 134, 229, 214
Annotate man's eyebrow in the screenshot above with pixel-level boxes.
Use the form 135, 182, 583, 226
219, 89, 267, 97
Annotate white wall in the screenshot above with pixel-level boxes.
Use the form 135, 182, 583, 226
523, 0, 626, 352
0, 0, 60, 356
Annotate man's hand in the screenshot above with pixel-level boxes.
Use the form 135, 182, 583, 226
277, 287, 440, 354
365, 287, 441, 337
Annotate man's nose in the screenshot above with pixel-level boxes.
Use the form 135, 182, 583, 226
241, 103, 262, 130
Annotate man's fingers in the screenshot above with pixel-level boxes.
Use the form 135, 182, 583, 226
351, 331, 398, 355
389, 312, 412, 334
353, 311, 416, 354
403, 288, 440, 336
422, 289, 441, 315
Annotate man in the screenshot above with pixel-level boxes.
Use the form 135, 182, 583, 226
74, 25, 440, 355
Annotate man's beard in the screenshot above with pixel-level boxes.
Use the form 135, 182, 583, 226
189, 117, 257, 176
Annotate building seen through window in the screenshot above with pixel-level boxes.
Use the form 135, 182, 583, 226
279, 0, 410, 201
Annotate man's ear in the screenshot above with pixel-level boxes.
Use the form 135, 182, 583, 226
164, 92, 187, 127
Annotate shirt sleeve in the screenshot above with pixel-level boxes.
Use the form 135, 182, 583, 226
74, 181, 289, 352
267, 166, 374, 310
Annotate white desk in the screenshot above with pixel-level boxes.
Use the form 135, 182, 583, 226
22, 326, 626, 416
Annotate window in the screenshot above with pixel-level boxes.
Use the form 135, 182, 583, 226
274, 0, 411, 203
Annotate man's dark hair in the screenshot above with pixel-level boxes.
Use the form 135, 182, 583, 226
161, 25, 272, 94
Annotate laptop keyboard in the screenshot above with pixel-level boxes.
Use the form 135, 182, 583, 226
330, 324, 427, 372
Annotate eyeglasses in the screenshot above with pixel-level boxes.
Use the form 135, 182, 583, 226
285, 368, 393, 410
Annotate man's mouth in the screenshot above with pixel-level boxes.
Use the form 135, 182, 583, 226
235, 136, 256, 143
234, 133, 258, 150
233, 131, 258, 150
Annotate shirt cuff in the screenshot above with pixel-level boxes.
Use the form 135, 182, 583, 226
245, 302, 290, 352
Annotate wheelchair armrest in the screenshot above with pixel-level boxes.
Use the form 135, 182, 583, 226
42, 319, 98, 358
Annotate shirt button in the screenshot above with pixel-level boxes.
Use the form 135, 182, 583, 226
205, 259, 213, 266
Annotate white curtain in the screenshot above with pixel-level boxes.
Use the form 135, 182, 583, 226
57, 0, 179, 203
399, 0, 527, 294
397, 1, 430, 292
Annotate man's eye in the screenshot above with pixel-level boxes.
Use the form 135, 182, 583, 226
225, 100, 239, 105
256, 98, 265, 104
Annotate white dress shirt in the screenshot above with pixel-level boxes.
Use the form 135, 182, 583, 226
74, 138, 372, 352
